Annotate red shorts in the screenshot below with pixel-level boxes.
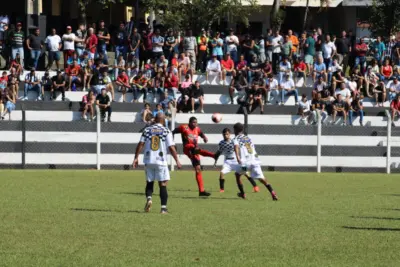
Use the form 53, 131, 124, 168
183, 144, 200, 167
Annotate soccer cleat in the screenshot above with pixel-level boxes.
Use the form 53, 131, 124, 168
144, 199, 152, 212
219, 189, 224, 193
199, 191, 211, 197
237, 192, 246, 199
160, 208, 168, 214
271, 192, 278, 201
253, 186, 260, 193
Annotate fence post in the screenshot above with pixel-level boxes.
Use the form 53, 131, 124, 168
317, 114, 322, 173
170, 106, 177, 172
385, 110, 391, 174
21, 110, 26, 169
96, 106, 101, 170
243, 107, 248, 135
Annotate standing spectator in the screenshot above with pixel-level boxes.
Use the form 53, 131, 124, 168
182, 30, 197, 74
271, 30, 283, 74
384, 35, 396, 63
62, 26, 78, 68
335, 31, 351, 72
23, 68, 41, 101
255, 35, 266, 63
96, 88, 112, 122
125, 17, 135, 38
354, 38, 368, 75
281, 35, 292, 60
86, 28, 98, 59
51, 70, 66, 101
165, 29, 177, 62
279, 73, 298, 105
348, 94, 364, 126
332, 93, 348, 125
372, 36, 385, 65
288, 30, 299, 61
129, 27, 141, 69
1, 88, 15, 120
0, 23, 10, 69
96, 21, 110, 63
45, 28, 61, 70
315, 28, 324, 56
75, 23, 87, 56
221, 53, 235, 85
206, 55, 222, 84
322, 34, 336, 70
114, 22, 128, 60
265, 28, 274, 62
141, 28, 153, 69
226, 29, 239, 63
10, 22, 24, 68
189, 80, 205, 113
115, 69, 130, 102
151, 29, 164, 59
211, 32, 224, 61
394, 36, 400, 66
242, 34, 255, 64
90, 59, 102, 95
304, 32, 316, 75
41, 71, 52, 100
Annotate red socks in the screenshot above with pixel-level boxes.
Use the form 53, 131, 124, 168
196, 171, 205, 192
199, 149, 214, 158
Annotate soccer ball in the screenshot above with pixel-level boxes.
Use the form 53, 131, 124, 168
212, 113, 222, 123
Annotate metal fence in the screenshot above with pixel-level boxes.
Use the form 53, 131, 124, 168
0, 107, 396, 173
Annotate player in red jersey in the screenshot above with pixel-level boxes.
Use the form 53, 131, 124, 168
173, 117, 215, 196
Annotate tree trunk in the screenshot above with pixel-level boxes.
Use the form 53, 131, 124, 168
78, 0, 89, 26
303, 0, 310, 31
270, 0, 281, 32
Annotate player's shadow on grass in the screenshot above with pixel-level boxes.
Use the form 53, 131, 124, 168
382, 194, 400, 197
119, 192, 240, 200
120, 192, 147, 196
351, 216, 400, 221
342, 226, 400, 232
71, 208, 142, 213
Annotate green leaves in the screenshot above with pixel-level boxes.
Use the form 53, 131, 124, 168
369, 0, 400, 37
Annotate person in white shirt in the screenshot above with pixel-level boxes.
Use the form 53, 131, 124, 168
62, 26, 83, 69
206, 54, 222, 84
151, 28, 164, 59
265, 74, 279, 104
298, 94, 311, 122
225, 29, 239, 62
328, 58, 342, 85
322, 34, 336, 70
279, 73, 298, 105
271, 31, 283, 74
278, 57, 292, 84
389, 77, 400, 101
133, 113, 181, 214
336, 82, 351, 104
23, 68, 41, 101
45, 28, 62, 70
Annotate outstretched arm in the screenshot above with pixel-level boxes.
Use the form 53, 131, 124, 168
199, 131, 208, 143
168, 145, 182, 169
133, 142, 144, 168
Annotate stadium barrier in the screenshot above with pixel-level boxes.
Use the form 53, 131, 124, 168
0, 109, 397, 173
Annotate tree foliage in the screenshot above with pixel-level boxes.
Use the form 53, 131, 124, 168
77, 0, 127, 24
369, 0, 400, 37
144, 0, 260, 32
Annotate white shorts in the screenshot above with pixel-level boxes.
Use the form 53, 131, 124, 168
145, 164, 170, 182
238, 160, 265, 179
221, 159, 240, 175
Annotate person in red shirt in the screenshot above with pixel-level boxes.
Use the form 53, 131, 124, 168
294, 58, 307, 86
85, 28, 98, 59
67, 60, 81, 90
221, 53, 236, 85
164, 71, 179, 99
391, 94, 400, 126
116, 70, 130, 102
355, 38, 368, 75
172, 117, 215, 196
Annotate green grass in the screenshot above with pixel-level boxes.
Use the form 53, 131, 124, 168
0, 170, 400, 267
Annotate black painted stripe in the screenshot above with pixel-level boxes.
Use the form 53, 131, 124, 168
0, 121, 23, 131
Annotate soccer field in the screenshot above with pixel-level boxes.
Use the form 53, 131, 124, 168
0, 170, 399, 267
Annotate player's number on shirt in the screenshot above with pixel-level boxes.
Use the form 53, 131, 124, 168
151, 136, 160, 151
245, 143, 253, 154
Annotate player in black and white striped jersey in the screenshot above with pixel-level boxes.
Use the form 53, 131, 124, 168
213, 128, 259, 193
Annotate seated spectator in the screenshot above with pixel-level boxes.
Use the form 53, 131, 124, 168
7, 68, 19, 97
169, 52, 179, 75
389, 77, 400, 102
348, 94, 364, 126
180, 74, 192, 90
313, 56, 327, 83
251, 72, 267, 104
298, 94, 311, 123
66, 52, 80, 67
150, 71, 165, 102
102, 71, 115, 102
351, 67, 364, 95
368, 59, 380, 76
141, 103, 153, 124
67, 60, 81, 91
380, 59, 393, 81
164, 71, 179, 100
261, 59, 272, 78
373, 79, 386, 107
312, 75, 327, 100
189, 80, 205, 113
51, 70, 66, 101
155, 54, 168, 74
0, 89, 4, 116
143, 62, 154, 80
391, 94, 400, 127
177, 91, 191, 113
159, 90, 175, 109
9, 53, 23, 77
96, 88, 112, 122
331, 71, 346, 95
332, 94, 348, 125
130, 71, 150, 103
178, 52, 192, 82
335, 83, 351, 105
114, 54, 126, 82
265, 73, 279, 104
81, 90, 95, 121
83, 59, 94, 91
279, 73, 298, 105
0, 72, 8, 91
248, 55, 261, 84
310, 93, 328, 124
327, 58, 342, 86
221, 53, 235, 85
278, 57, 292, 84
294, 58, 307, 86
1, 88, 15, 121
23, 68, 41, 101
229, 72, 248, 104
41, 71, 52, 101
236, 54, 248, 77
206, 54, 222, 84
116, 70, 130, 102
152, 103, 164, 117
246, 82, 264, 114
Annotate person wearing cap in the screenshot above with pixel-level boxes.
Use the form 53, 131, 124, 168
62, 26, 76, 68
279, 72, 298, 106
26, 28, 43, 70
10, 22, 25, 68
23, 68, 41, 101
51, 70, 66, 101
225, 29, 239, 63
206, 54, 222, 84
45, 28, 62, 70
